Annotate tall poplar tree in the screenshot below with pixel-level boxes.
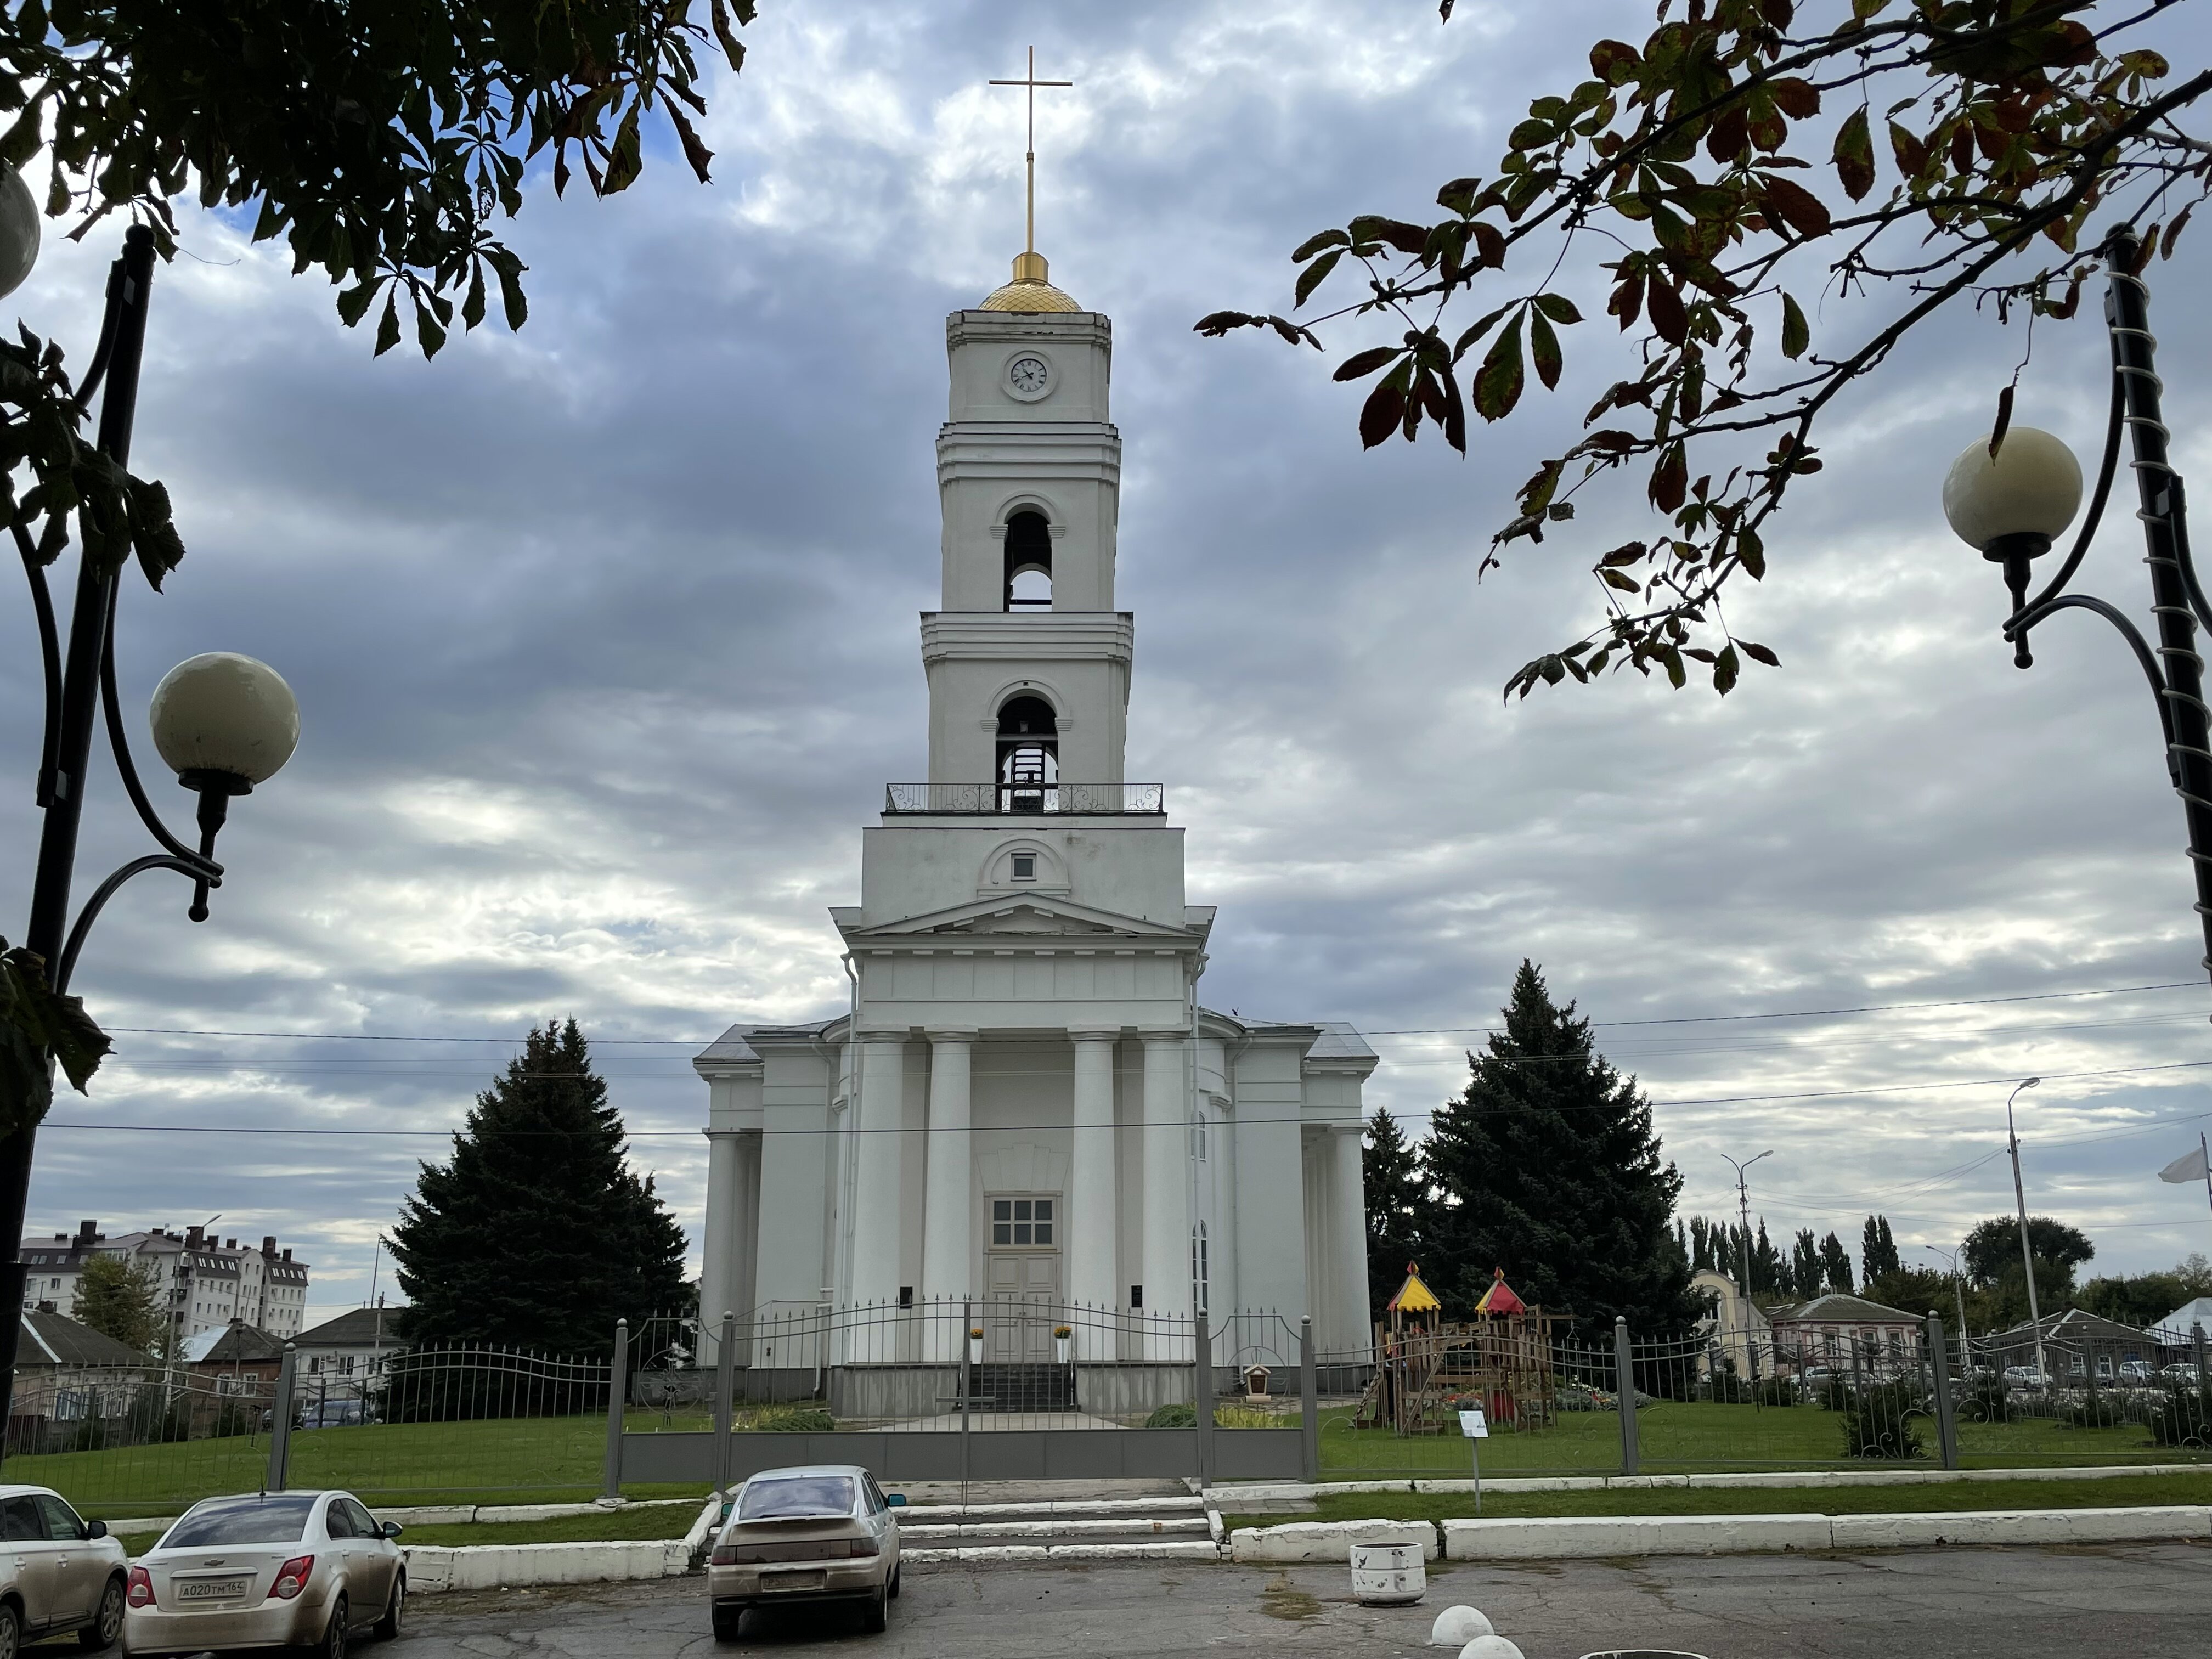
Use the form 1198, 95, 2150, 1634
391, 1020, 687, 1353
1422, 961, 1698, 1333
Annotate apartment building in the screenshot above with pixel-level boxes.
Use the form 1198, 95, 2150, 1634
18, 1221, 312, 1341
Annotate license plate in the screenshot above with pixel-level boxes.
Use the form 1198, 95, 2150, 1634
762, 1570, 826, 1593
176, 1576, 250, 1600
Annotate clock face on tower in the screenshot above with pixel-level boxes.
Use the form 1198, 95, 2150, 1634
1006, 353, 1052, 399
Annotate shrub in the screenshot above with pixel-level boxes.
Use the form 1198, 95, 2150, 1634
1700, 1372, 1753, 1404
1145, 1402, 1197, 1429
1754, 1376, 1798, 1408
1959, 1374, 2011, 1424
2143, 1384, 2212, 1449
1839, 1381, 1926, 1460
1213, 1404, 1294, 1429
2061, 1393, 2128, 1430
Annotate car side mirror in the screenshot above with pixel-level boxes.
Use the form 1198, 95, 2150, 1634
381, 1521, 404, 1538
83, 1520, 106, 1539
886, 1494, 907, 1508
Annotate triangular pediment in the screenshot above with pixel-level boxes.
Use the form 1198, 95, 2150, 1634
840, 893, 1197, 943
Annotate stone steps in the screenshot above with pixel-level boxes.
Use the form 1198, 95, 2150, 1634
896, 1493, 1223, 1564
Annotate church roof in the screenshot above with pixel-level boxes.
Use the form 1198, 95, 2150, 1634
696, 1024, 762, 1064
980, 251, 1081, 312
1308, 1022, 1378, 1061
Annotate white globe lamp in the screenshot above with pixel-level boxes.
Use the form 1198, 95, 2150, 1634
1942, 426, 2084, 558
149, 652, 300, 792
0, 165, 38, 301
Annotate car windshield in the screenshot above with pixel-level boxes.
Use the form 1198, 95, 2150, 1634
163, 1494, 318, 1548
737, 1476, 856, 1521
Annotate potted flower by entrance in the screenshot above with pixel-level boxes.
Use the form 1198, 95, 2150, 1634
969, 1326, 984, 1365
1053, 1324, 1073, 1363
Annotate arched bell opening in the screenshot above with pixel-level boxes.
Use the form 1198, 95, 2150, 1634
996, 694, 1059, 810
1003, 510, 1053, 611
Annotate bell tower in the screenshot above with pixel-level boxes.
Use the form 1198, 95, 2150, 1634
923, 260, 1131, 788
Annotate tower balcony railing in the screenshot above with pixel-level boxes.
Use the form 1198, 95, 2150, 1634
884, 782, 1165, 815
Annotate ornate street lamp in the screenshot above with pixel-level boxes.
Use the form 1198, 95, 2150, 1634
4, 208, 299, 1442
1942, 227, 2212, 986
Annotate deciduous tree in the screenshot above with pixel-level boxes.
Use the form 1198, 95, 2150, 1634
71, 1253, 163, 1356
1200, 1, 2208, 699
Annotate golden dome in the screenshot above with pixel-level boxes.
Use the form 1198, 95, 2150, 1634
981, 250, 1080, 313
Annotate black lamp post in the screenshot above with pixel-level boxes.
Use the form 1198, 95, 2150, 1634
1944, 227, 2212, 990
3, 215, 300, 1447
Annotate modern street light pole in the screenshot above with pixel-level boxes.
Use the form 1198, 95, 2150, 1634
2004, 1077, 2047, 1385
1942, 228, 2212, 994
1919, 1242, 1972, 1376
2, 214, 301, 1458
1719, 1149, 1775, 1313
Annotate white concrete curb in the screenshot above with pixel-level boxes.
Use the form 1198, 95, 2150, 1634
1443, 1514, 1832, 1560
902, 1540, 1222, 1565
901, 1516, 1210, 1541
400, 1539, 691, 1594
1826, 1505, 2212, 1550
901, 1496, 1203, 1520
1229, 1520, 1439, 1564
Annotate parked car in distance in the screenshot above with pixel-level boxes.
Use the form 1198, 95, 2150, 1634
2161, 1362, 2204, 1386
297, 1398, 368, 1430
2002, 1365, 2051, 1388
0, 1483, 128, 1651
707, 1465, 904, 1641
2118, 1360, 2157, 1385
122, 1488, 404, 1657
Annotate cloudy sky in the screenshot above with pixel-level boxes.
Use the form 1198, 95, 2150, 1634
7, 0, 2212, 1328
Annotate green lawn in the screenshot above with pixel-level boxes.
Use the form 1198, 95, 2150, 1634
1286, 1470, 2212, 1523
1304, 1400, 2208, 1479
13, 1410, 720, 1520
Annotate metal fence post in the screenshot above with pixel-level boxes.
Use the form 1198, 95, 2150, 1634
601, 1319, 628, 1502
1925, 1312, 1959, 1469
959, 1300, 972, 1492
713, 1310, 736, 1493
1193, 1307, 1214, 1488
265, 1343, 297, 1492
1297, 1314, 1318, 1483
1613, 1317, 1638, 1476
2194, 1321, 2207, 1393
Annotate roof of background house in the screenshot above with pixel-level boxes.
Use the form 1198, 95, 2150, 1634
1989, 1307, 2159, 1345
18, 1308, 151, 1368
181, 1322, 287, 1365
1770, 1293, 1918, 1325
2153, 1297, 2212, 1342
296, 1307, 403, 1348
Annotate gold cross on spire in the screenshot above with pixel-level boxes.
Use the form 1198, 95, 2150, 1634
990, 47, 1073, 258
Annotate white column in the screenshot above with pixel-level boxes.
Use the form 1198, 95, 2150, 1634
698, 1131, 739, 1367
1329, 1126, 1370, 1359
732, 1133, 762, 1364
921, 1029, 975, 1359
849, 1033, 907, 1313
1141, 1032, 1190, 1359
1068, 1029, 1120, 1355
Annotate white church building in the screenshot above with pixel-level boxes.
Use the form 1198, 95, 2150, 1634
692, 246, 1378, 1392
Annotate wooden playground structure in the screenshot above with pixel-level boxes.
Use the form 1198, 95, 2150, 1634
1356, 1265, 1561, 1435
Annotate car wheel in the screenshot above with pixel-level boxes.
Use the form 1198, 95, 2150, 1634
0, 1601, 19, 1659
859, 1580, 889, 1634
710, 1604, 745, 1643
371, 1572, 404, 1641
888, 1562, 901, 1601
79, 1576, 125, 1650
314, 1592, 348, 1659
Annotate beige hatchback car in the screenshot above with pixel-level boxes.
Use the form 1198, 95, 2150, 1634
0, 1483, 129, 1654
707, 1466, 904, 1641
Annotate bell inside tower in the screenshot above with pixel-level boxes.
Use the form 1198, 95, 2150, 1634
996, 694, 1059, 810
1003, 509, 1053, 611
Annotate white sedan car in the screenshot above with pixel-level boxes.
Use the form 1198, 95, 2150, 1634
707, 1465, 904, 1640
0, 1483, 128, 1651
121, 1489, 404, 1658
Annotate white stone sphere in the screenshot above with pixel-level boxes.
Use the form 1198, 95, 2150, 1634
1429, 1606, 1494, 1646
0, 165, 37, 301
1461, 1638, 1526, 1659
149, 652, 300, 786
1941, 425, 2082, 550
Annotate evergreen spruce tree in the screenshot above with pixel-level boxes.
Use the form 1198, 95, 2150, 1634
1789, 1229, 1821, 1299
1860, 1214, 1902, 1282
1362, 1106, 1428, 1319
73, 1255, 165, 1356
391, 1020, 689, 1353
1421, 961, 1699, 1333
1752, 1220, 1782, 1297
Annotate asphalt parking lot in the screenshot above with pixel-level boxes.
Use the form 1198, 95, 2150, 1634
385, 1540, 2211, 1657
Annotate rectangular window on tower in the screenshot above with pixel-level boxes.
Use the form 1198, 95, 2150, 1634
1011, 853, 1036, 881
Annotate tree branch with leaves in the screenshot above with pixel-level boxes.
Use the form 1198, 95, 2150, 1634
1199, 0, 2208, 698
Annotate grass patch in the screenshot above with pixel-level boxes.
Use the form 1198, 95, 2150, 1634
1285, 1470, 2212, 1524
1312, 1399, 2208, 1479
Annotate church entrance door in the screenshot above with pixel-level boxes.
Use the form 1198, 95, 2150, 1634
983, 1194, 1061, 1364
